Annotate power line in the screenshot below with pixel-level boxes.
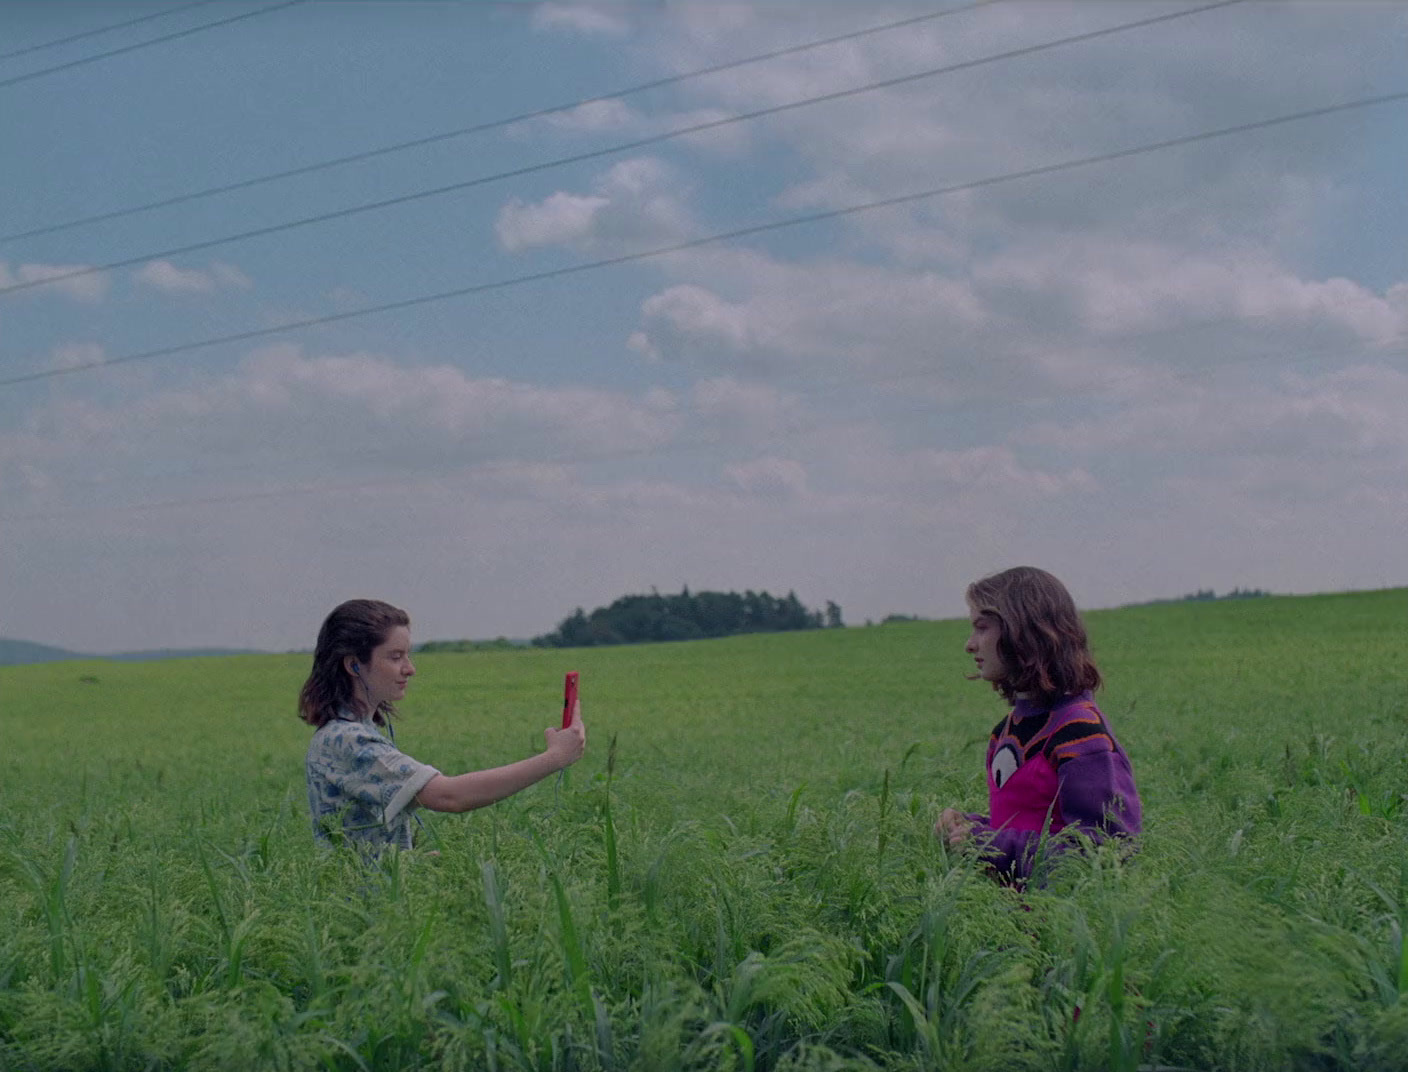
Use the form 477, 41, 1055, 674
0, 0, 997, 246
0, 1, 217, 62
2, 86, 1402, 391
0, 0, 1242, 297
0, 0, 306, 91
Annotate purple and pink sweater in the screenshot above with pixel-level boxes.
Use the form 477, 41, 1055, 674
965, 691, 1140, 882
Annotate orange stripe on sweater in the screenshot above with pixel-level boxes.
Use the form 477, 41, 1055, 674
1053, 732, 1114, 760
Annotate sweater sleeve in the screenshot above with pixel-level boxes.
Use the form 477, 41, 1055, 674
1054, 750, 1142, 842
964, 820, 1045, 881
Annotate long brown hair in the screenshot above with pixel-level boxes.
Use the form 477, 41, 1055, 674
966, 566, 1101, 705
298, 599, 410, 728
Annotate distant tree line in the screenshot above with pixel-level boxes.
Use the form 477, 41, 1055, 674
1132, 587, 1273, 608
1180, 587, 1271, 602
416, 637, 527, 654
532, 587, 843, 648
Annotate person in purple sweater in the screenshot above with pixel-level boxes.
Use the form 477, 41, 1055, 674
935, 566, 1141, 884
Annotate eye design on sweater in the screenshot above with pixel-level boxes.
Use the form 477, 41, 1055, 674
992, 744, 1020, 789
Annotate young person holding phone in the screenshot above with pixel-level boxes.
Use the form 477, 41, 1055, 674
300, 599, 585, 853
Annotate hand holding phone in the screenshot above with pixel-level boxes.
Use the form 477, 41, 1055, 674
561, 671, 579, 729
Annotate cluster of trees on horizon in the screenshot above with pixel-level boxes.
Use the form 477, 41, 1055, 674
1122, 586, 1272, 610
530, 587, 843, 648
413, 585, 1281, 655
1180, 587, 1271, 601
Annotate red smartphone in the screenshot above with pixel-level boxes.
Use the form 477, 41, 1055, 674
561, 671, 579, 728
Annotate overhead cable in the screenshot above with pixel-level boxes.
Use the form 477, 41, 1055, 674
0, 0, 1242, 296
0, 0, 306, 90
0, 0, 996, 245
2, 85, 1402, 390
0, 1, 216, 62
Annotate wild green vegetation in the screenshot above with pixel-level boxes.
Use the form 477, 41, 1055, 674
2, 588, 1406, 1070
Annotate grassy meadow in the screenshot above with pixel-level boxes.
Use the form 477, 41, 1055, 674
2, 588, 1407, 1071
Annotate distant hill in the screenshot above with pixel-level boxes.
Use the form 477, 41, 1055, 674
0, 638, 264, 666
1126, 587, 1273, 608
0, 638, 86, 666
106, 648, 265, 662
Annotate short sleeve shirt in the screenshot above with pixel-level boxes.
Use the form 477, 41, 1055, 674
305, 713, 440, 852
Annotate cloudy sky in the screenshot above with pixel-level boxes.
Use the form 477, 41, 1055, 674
1, 0, 1404, 654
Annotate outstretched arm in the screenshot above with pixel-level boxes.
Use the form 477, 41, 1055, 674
937, 808, 1043, 878
416, 713, 586, 814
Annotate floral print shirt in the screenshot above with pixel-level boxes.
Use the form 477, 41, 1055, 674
305, 711, 439, 852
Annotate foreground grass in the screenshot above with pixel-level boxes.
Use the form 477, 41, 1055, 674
1, 588, 1406, 1070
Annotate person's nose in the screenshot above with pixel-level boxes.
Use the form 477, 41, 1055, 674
404, 658, 416, 677
964, 633, 977, 654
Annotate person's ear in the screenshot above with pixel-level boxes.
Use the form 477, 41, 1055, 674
344, 654, 360, 677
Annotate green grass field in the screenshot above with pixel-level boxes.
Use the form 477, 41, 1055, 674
2, 589, 1407, 1071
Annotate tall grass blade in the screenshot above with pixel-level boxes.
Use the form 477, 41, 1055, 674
481, 858, 513, 990
549, 869, 592, 1017
535, 833, 593, 1019
194, 835, 231, 950
782, 783, 806, 844
604, 733, 620, 911
225, 908, 259, 989
877, 768, 891, 868
885, 981, 940, 1058
301, 910, 326, 1001
593, 991, 616, 1072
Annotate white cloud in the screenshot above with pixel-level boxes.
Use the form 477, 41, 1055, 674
629, 252, 988, 380
626, 330, 660, 362
213, 262, 253, 289
839, 442, 1099, 502
0, 260, 108, 302
538, 98, 638, 134
690, 375, 798, 428
724, 456, 807, 498
236, 344, 684, 462
1, 344, 686, 507
521, 97, 751, 155
495, 157, 694, 253
977, 240, 1406, 343
496, 191, 610, 251
1019, 362, 1408, 513
532, 3, 630, 38
135, 261, 214, 294
134, 260, 252, 295
641, 285, 752, 352
623, 1, 1402, 266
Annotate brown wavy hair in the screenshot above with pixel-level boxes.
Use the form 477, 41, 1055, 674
298, 599, 410, 728
966, 566, 1101, 705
